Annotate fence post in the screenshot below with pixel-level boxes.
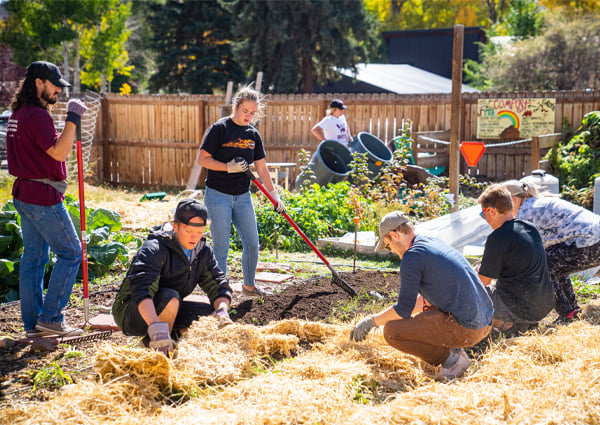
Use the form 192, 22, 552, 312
531, 135, 540, 172
449, 24, 464, 212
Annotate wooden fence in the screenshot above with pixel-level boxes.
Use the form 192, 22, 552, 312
94, 90, 600, 188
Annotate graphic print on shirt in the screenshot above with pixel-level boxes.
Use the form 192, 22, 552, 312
222, 138, 256, 150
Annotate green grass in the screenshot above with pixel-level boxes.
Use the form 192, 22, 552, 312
573, 275, 600, 303
0, 174, 14, 206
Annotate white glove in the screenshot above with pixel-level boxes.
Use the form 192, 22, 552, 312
147, 322, 176, 356
211, 306, 233, 328
226, 158, 248, 173
269, 189, 286, 213
350, 316, 376, 342
65, 98, 88, 125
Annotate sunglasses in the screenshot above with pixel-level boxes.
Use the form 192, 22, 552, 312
479, 206, 494, 219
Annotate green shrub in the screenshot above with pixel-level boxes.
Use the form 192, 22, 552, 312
253, 181, 375, 251
549, 111, 600, 192
0, 196, 141, 303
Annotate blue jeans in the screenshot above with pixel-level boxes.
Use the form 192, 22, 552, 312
205, 187, 259, 287
14, 198, 82, 331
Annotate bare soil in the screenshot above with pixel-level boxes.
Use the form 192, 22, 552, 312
0, 269, 398, 409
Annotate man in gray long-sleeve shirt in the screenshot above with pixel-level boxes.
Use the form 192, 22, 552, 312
350, 211, 493, 380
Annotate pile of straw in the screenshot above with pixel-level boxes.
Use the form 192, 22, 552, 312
3, 306, 600, 424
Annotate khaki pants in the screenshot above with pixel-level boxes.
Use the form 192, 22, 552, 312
383, 309, 491, 366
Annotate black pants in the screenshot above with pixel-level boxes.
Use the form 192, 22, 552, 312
121, 287, 214, 336
546, 240, 600, 317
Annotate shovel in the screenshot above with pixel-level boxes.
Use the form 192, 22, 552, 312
239, 159, 357, 296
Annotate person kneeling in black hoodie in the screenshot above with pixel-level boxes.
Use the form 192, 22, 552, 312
112, 198, 232, 355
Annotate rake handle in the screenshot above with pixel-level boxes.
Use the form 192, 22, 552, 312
242, 166, 357, 296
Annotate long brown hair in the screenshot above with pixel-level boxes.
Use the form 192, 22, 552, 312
10, 77, 47, 112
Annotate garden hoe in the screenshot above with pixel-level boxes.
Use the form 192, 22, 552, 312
237, 158, 357, 297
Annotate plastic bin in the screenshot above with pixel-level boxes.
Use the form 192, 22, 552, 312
295, 140, 353, 187
349, 132, 392, 179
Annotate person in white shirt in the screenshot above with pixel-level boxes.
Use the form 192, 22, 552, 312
311, 99, 352, 146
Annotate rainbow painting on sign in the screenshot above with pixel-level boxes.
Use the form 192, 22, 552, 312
476, 98, 555, 139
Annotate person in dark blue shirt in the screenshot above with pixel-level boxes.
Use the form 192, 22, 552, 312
350, 211, 493, 380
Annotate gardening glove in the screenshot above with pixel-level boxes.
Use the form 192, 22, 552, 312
226, 158, 248, 173
269, 189, 286, 214
211, 306, 233, 328
65, 98, 88, 126
350, 316, 376, 342
147, 322, 176, 356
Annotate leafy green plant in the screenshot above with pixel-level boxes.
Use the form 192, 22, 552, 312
296, 148, 316, 192
0, 197, 141, 303
0, 209, 22, 302
254, 181, 375, 251
549, 111, 600, 194
32, 361, 73, 391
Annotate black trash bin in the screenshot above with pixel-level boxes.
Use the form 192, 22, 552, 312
349, 132, 392, 179
295, 140, 353, 187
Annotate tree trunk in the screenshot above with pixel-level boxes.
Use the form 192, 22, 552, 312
62, 44, 70, 98
72, 28, 82, 96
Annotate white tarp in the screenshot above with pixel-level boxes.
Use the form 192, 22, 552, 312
413, 205, 491, 255
324, 205, 491, 257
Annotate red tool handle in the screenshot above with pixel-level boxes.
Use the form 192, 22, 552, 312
241, 161, 356, 296
76, 141, 89, 302
249, 173, 332, 268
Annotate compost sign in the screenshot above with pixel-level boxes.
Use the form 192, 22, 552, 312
476, 98, 555, 139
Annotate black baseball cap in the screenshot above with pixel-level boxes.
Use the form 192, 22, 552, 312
329, 99, 347, 109
174, 198, 208, 227
26, 61, 71, 88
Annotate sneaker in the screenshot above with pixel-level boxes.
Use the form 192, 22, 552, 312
241, 285, 270, 297
26, 328, 50, 338
35, 321, 83, 337
438, 349, 470, 380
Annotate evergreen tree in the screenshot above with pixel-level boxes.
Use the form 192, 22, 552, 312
146, 0, 243, 94
220, 0, 379, 93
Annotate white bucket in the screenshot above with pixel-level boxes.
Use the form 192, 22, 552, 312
520, 169, 559, 195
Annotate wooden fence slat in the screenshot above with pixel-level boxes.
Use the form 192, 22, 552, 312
93, 91, 600, 188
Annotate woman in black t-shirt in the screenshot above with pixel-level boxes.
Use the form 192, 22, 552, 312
197, 86, 285, 297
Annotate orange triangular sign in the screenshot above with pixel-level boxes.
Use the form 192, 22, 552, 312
460, 142, 486, 167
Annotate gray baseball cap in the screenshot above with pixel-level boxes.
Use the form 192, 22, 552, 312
375, 211, 410, 251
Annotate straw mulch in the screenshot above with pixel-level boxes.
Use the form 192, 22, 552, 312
3, 304, 600, 424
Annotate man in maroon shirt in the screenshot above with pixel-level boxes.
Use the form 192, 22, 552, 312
6, 61, 87, 337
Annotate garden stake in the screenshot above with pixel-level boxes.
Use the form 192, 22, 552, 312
76, 140, 89, 325
240, 161, 357, 297
353, 216, 358, 273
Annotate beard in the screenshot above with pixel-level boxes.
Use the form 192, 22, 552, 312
41, 87, 59, 105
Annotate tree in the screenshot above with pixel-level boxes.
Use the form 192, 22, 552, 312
500, 0, 544, 39
221, 0, 379, 93
0, 0, 132, 94
80, 2, 133, 93
363, 0, 507, 31
480, 14, 600, 90
145, 0, 244, 94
